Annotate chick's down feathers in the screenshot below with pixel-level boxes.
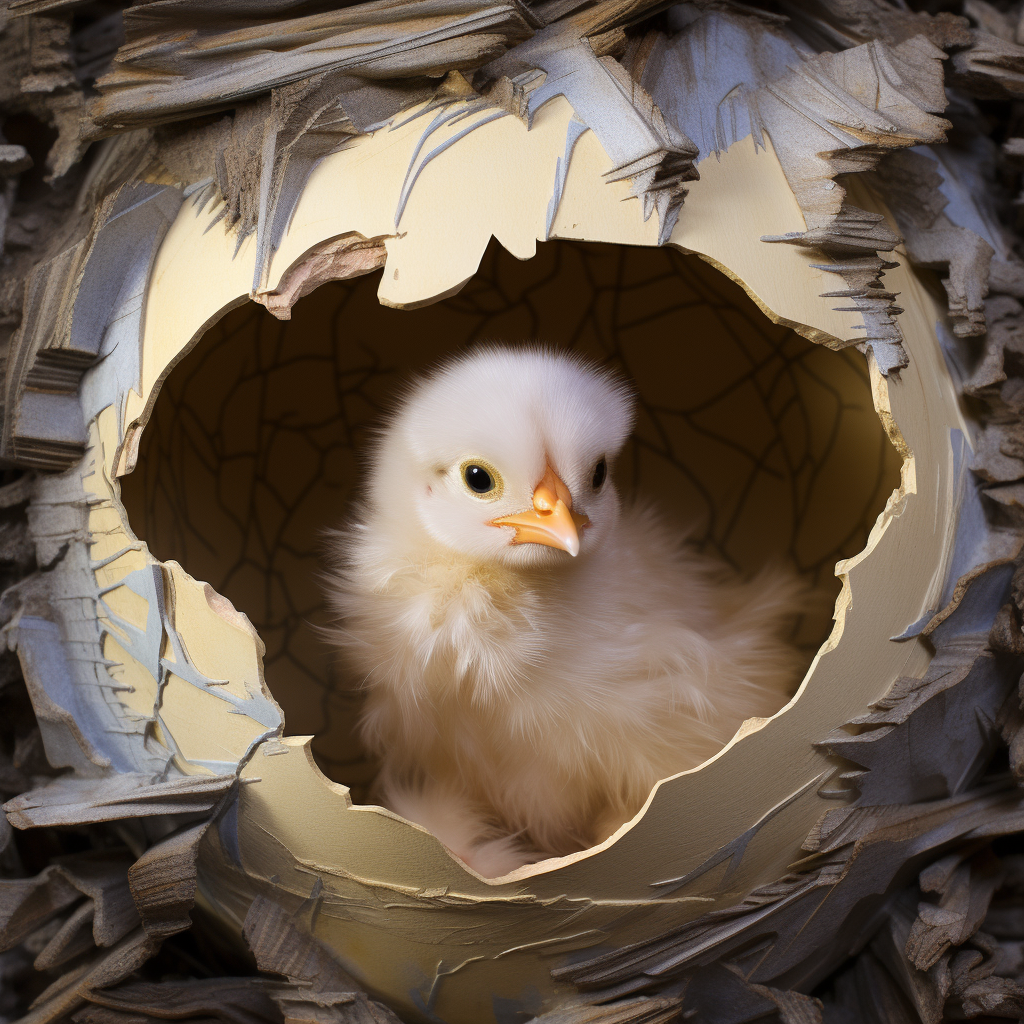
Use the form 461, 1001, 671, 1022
326, 346, 806, 877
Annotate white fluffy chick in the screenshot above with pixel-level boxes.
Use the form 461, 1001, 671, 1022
326, 346, 805, 877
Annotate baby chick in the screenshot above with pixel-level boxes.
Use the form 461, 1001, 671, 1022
326, 346, 805, 877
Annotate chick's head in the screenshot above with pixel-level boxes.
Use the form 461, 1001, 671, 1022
370, 346, 635, 568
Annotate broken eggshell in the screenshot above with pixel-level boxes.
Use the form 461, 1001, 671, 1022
17, 63, 981, 1024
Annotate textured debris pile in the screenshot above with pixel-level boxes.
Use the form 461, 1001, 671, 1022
6, 1, 1024, 1023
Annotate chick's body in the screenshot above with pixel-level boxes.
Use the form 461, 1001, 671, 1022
327, 348, 804, 877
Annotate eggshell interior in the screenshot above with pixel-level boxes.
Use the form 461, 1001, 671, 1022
121, 238, 902, 797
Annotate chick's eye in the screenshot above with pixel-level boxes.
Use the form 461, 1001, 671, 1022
464, 464, 495, 494
592, 458, 607, 490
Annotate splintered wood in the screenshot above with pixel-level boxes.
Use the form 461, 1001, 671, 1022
3, 773, 234, 829
0, 777, 219, 1023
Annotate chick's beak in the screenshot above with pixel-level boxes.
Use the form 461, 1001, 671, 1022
490, 466, 590, 557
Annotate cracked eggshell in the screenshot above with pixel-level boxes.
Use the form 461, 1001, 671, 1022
30, 94, 965, 1023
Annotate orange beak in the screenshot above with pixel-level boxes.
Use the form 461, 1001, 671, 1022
490, 466, 590, 557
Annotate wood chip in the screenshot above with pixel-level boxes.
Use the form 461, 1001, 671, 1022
79, 977, 281, 1024
4, 772, 234, 829
88, 0, 537, 132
